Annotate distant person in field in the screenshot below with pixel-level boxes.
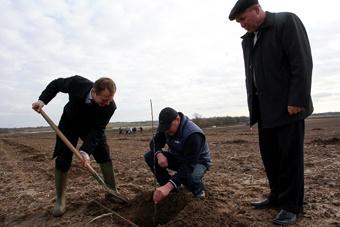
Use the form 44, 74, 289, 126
229, 0, 313, 225
32, 75, 120, 217
144, 107, 211, 204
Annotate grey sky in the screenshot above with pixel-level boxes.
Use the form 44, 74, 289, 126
0, 0, 339, 128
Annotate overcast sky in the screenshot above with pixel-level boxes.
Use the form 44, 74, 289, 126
1, 0, 339, 128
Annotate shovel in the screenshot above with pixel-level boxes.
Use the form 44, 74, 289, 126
39, 109, 129, 204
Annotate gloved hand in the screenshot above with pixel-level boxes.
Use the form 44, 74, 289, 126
156, 152, 168, 168
32, 100, 45, 113
153, 182, 174, 204
79, 150, 91, 168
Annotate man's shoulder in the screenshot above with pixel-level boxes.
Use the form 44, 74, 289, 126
68, 75, 93, 90
63, 76, 93, 102
273, 12, 301, 25
69, 75, 92, 84
183, 118, 204, 136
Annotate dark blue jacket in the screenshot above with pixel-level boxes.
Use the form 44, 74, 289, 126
165, 114, 211, 165
150, 113, 211, 188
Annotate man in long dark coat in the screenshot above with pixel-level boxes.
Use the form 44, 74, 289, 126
229, 0, 313, 225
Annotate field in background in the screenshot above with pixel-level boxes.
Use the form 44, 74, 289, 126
1, 112, 339, 134
0, 117, 339, 226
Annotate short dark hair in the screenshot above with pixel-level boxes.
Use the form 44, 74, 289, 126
94, 77, 116, 95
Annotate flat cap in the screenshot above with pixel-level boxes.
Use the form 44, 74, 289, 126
229, 0, 258, 20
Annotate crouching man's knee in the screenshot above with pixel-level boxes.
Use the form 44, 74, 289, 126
144, 150, 154, 168
186, 164, 207, 197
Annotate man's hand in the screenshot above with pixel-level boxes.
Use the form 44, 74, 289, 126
288, 106, 305, 115
32, 100, 45, 113
79, 150, 91, 168
156, 152, 168, 168
153, 182, 174, 204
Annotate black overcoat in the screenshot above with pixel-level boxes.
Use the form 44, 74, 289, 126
241, 12, 313, 128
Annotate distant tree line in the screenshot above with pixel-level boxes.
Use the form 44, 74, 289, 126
310, 112, 340, 118
0, 128, 10, 134
191, 115, 249, 128
4, 112, 338, 133
0, 126, 50, 134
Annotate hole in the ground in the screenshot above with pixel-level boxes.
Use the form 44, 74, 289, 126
123, 190, 191, 227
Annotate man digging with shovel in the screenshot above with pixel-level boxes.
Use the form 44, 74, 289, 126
32, 75, 121, 217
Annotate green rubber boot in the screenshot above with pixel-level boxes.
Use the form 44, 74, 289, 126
100, 161, 117, 192
52, 169, 67, 217
100, 161, 126, 203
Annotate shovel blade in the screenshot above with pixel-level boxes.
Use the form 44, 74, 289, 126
90, 170, 129, 204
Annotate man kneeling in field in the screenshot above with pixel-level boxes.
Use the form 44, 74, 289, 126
144, 107, 211, 204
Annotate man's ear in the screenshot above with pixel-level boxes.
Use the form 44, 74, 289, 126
255, 5, 260, 15
91, 88, 96, 96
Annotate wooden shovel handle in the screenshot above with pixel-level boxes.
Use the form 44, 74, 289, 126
40, 109, 96, 173
38, 109, 129, 203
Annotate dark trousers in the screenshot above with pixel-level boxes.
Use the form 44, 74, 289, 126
53, 119, 111, 172
258, 119, 305, 214
144, 150, 207, 196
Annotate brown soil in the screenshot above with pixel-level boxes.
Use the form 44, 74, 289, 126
0, 117, 339, 226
